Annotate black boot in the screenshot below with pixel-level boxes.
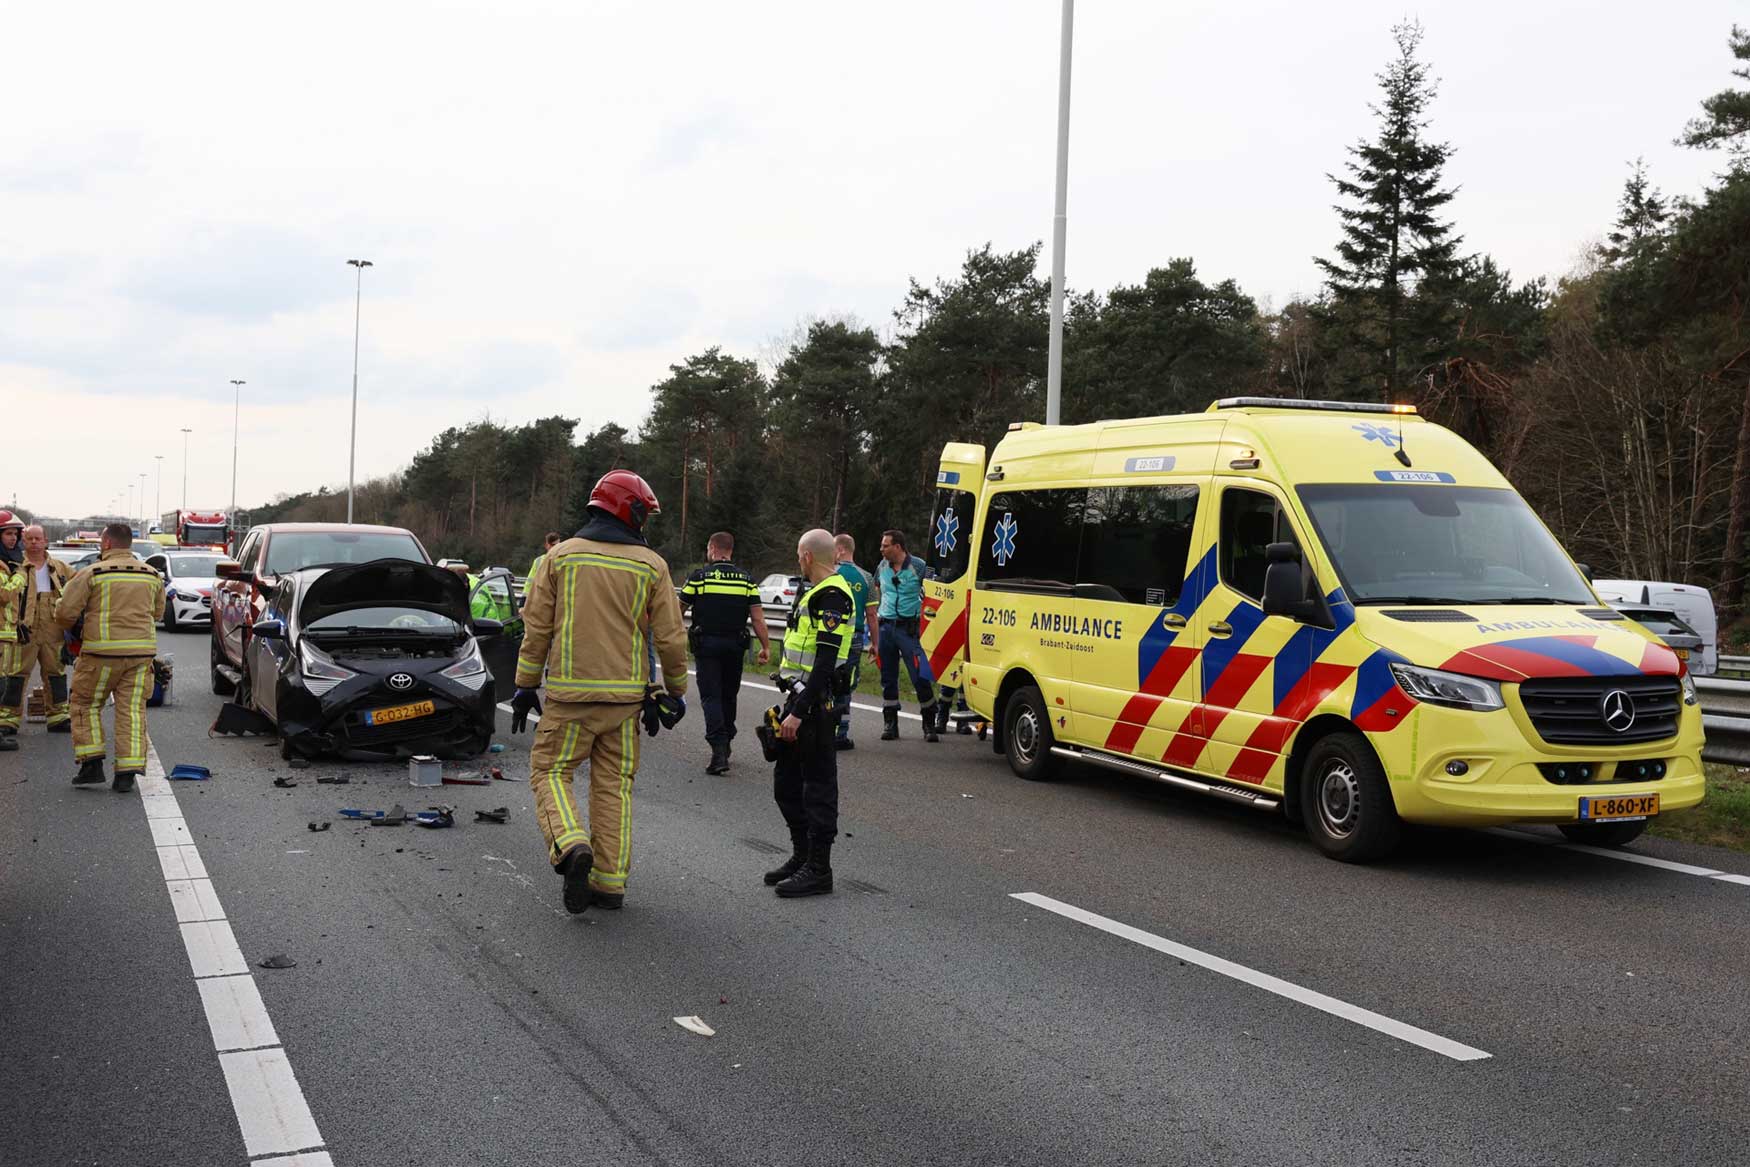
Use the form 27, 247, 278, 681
937, 701, 954, 735
112, 771, 138, 794
880, 708, 899, 741
763, 832, 809, 886
73, 758, 106, 785
0, 734, 16, 753
47, 720, 71, 734
776, 842, 834, 898
558, 844, 594, 915
706, 740, 730, 775
922, 704, 940, 744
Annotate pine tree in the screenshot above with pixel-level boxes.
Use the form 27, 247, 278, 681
1678, 24, 1750, 166
1597, 159, 1670, 264
1315, 20, 1462, 401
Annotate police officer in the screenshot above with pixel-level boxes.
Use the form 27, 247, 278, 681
875, 528, 938, 743
0, 524, 74, 739
679, 531, 769, 775
0, 512, 28, 752
831, 533, 877, 750
764, 528, 855, 897
509, 471, 688, 914
53, 523, 165, 790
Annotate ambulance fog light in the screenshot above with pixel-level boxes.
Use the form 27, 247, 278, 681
1388, 662, 1505, 712
1445, 760, 1469, 777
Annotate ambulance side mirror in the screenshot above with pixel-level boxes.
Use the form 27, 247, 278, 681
1261, 542, 1328, 626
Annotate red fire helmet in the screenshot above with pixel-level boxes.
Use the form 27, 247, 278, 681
588, 470, 661, 530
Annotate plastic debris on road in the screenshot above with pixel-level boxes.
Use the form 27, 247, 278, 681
307, 822, 331, 833
167, 764, 211, 781
673, 1016, 715, 1037
475, 807, 510, 824
443, 771, 493, 786
258, 954, 298, 969
488, 743, 507, 753
273, 776, 298, 788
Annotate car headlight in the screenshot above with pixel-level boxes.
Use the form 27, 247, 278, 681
1680, 671, 1698, 706
298, 640, 355, 682
440, 639, 486, 680
1389, 662, 1505, 712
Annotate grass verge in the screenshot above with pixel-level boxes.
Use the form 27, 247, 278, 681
1647, 762, 1750, 852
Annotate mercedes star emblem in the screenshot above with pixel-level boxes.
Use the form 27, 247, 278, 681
387, 673, 415, 691
1599, 689, 1636, 733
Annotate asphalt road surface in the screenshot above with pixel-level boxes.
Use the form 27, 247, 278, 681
4, 629, 1750, 1166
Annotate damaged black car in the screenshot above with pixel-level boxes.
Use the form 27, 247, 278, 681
237, 558, 517, 759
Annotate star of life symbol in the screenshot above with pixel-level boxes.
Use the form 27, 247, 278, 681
1353, 422, 1400, 448
991, 512, 1019, 567
934, 506, 960, 558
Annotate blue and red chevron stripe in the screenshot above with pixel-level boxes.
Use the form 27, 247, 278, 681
1440, 634, 1679, 681
1102, 547, 1218, 754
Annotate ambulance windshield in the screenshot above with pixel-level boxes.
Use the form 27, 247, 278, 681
1297, 484, 1593, 605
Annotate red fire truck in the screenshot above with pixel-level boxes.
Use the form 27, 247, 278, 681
160, 509, 232, 549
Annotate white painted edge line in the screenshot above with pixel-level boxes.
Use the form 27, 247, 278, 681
1485, 827, 1750, 888
138, 743, 332, 1163
1011, 891, 1492, 1063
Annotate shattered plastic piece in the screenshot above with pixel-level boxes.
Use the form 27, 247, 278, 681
490, 767, 511, 781
288, 757, 311, 770
307, 821, 331, 832
475, 807, 510, 824
370, 803, 407, 826
258, 954, 297, 969
210, 702, 274, 737
316, 776, 350, 785
443, 772, 493, 786
672, 1015, 715, 1037
273, 777, 298, 788
488, 743, 507, 753
337, 808, 383, 820
413, 807, 455, 829
167, 764, 211, 781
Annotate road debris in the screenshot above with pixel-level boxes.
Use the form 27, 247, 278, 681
413, 806, 455, 829
210, 702, 273, 737
488, 743, 507, 753
273, 776, 298, 788
288, 757, 311, 770
475, 807, 510, 824
443, 771, 494, 786
167, 764, 211, 781
316, 775, 350, 785
307, 822, 331, 832
673, 1016, 715, 1037
258, 954, 298, 969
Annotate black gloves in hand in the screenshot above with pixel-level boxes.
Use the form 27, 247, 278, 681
509, 687, 542, 733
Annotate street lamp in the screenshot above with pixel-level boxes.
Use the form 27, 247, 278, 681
154, 455, 163, 530
138, 472, 147, 535
1044, 0, 1074, 426
180, 428, 193, 510
346, 258, 373, 524
230, 379, 245, 519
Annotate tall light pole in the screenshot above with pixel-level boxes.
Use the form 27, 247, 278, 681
1044, 0, 1074, 426
138, 472, 147, 534
230, 380, 245, 519
154, 455, 164, 529
346, 258, 373, 524
180, 428, 193, 510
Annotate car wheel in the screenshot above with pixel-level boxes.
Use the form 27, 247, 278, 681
210, 634, 235, 696
163, 603, 178, 632
1557, 819, 1648, 848
1300, 731, 1401, 863
1003, 684, 1060, 782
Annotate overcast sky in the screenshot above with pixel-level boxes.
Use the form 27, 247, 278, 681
3, 0, 1739, 521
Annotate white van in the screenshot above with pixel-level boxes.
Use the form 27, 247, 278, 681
1590, 579, 1718, 675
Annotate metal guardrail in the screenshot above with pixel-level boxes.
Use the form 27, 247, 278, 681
1697, 677, 1750, 766
1719, 653, 1749, 676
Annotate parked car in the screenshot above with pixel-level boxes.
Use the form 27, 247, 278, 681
212, 523, 432, 698
143, 548, 229, 630
231, 558, 517, 759
757, 573, 803, 607
1591, 578, 1719, 675
1613, 605, 1706, 666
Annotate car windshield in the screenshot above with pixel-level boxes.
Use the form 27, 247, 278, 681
266, 531, 425, 574
306, 606, 461, 635
167, 555, 224, 577
182, 523, 227, 543
1296, 484, 1594, 605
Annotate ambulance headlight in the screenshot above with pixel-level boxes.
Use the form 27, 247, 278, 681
1388, 663, 1504, 712
1680, 672, 1698, 706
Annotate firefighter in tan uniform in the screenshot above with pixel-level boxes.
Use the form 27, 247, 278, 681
0, 523, 75, 738
53, 523, 165, 792
508, 471, 688, 914
0, 512, 28, 752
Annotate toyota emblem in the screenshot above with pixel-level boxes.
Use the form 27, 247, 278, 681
1599, 689, 1636, 733
387, 673, 416, 692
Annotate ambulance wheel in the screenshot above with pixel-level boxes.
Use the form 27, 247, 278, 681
1300, 732, 1400, 862
1557, 820, 1647, 848
1004, 685, 1060, 782
210, 635, 235, 696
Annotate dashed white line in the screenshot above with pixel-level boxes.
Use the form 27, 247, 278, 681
137, 744, 333, 1163
1011, 891, 1492, 1063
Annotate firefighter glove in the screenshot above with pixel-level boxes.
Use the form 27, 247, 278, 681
509, 687, 542, 734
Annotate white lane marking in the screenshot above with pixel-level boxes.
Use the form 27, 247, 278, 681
198, 975, 281, 1052
1011, 892, 1491, 1063
217, 1048, 325, 1158
166, 878, 228, 923
136, 744, 333, 1163
181, 919, 250, 978
1486, 828, 1750, 888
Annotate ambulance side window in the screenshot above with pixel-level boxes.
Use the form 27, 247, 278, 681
1219, 488, 1301, 604
976, 488, 1084, 595
1078, 485, 1199, 606
927, 488, 977, 582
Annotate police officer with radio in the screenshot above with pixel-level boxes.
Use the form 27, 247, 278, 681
679, 531, 769, 775
762, 528, 855, 898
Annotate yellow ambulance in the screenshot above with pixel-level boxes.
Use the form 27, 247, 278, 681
921, 398, 1705, 862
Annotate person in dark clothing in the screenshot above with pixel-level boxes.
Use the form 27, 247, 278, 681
678, 531, 769, 775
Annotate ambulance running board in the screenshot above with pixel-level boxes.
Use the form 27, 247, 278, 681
1048, 746, 1282, 813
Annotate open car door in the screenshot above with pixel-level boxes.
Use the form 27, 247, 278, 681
468, 568, 524, 696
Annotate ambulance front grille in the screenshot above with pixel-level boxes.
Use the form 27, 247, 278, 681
1517, 676, 1681, 746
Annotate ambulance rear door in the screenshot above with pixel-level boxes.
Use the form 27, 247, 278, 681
921, 445, 984, 691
